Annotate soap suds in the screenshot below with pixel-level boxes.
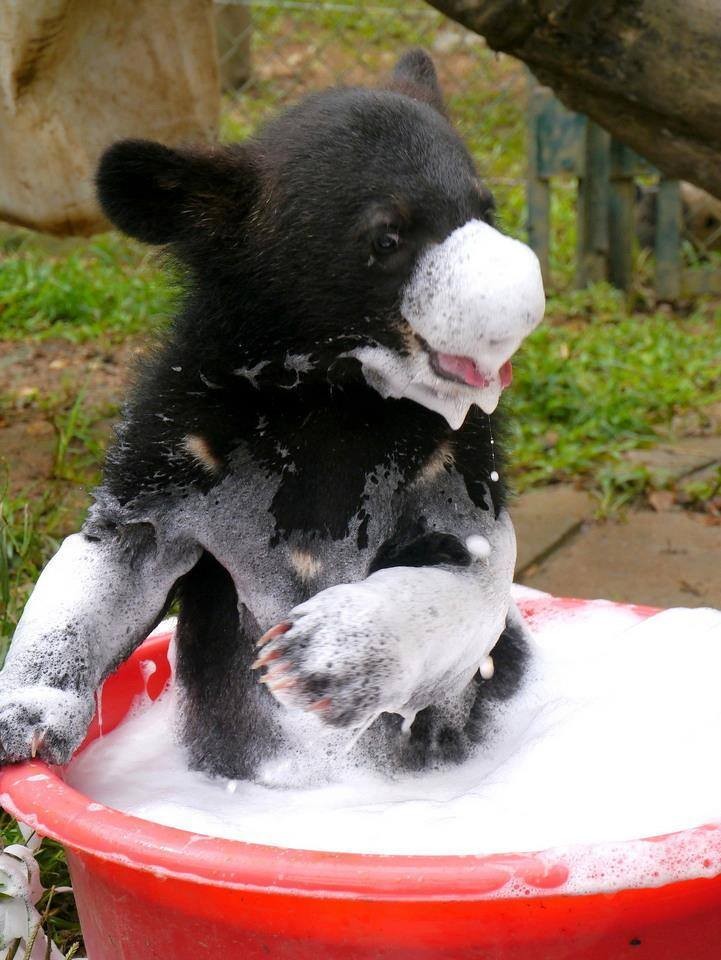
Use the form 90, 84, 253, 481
66, 599, 721, 894
351, 220, 544, 428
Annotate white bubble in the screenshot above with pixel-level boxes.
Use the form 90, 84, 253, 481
466, 534, 491, 559
479, 655, 495, 679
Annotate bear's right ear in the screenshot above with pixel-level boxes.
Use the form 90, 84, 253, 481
388, 49, 446, 116
96, 139, 257, 245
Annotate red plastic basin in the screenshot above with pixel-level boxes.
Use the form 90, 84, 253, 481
1, 596, 721, 959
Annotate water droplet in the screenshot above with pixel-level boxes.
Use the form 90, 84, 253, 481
480, 655, 495, 680
490, 470, 499, 482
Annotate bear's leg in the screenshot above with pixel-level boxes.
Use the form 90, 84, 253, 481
253, 527, 517, 731
0, 524, 201, 765
174, 551, 284, 780
374, 609, 531, 771
464, 609, 530, 742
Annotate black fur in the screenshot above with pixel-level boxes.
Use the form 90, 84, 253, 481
174, 552, 283, 779
97, 90, 499, 516
96, 52, 520, 768
371, 531, 472, 573
0, 50, 530, 775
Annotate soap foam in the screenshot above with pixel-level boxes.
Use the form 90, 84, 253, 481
66, 598, 721, 894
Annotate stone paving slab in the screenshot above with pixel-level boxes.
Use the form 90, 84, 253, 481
676, 459, 721, 496
511, 486, 594, 573
518, 512, 721, 609
623, 435, 721, 480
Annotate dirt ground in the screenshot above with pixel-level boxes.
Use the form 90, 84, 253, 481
0, 337, 142, 497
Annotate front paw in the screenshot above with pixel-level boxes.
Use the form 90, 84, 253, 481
0, 683, 95, 765
253, 582, 400, 728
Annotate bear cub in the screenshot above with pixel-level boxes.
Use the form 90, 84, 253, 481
0, 50, 544, 780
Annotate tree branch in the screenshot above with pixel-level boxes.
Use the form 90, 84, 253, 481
426, 0, 721, 199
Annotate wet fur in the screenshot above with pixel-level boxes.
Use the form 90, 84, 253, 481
0, 51, 530, 776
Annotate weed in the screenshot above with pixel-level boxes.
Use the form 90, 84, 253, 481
50, 393, 108, 483
0, 813, 83, 958
0, 391, 109, 666
506, 300, 721, 495
0, 232, 176, 343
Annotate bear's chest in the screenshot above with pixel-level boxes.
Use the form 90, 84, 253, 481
172, 447, 498, 629
186, 451, 399, 585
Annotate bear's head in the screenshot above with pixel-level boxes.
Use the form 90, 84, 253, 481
97, 50, 544, 430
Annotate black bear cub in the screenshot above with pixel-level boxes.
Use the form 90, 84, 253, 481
0, 51, 544, 779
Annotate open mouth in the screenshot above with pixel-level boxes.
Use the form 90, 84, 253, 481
418, 338, 513, 391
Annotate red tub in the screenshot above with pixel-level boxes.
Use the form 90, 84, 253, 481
2, 596, 721, 960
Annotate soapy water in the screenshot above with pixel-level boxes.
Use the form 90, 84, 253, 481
66, 591, 721, 893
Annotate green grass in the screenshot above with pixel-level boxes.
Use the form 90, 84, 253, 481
0, 395, 105, 957
0, 231, 176, 343
509, 288, 721, 502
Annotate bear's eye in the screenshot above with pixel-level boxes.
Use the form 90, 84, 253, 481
373, 231, 400, 255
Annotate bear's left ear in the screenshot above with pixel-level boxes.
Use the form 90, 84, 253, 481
96, 139, 259, 245
388, 49, 446, 115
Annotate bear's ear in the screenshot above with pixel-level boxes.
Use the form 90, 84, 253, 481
388, 49, 446, 115
96, 139, 257, 245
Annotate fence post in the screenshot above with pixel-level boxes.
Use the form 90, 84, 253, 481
526, 84, 551, 286
216, 2, 252, 89
576, 120, 610, 286
655, 178, 682, 301
608, 139, 636, 290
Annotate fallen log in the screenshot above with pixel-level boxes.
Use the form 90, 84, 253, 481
426, 0, 721, 200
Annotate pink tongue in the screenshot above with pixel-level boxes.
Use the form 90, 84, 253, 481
435, 353, 514, 390
436, 353, 490, 388
500, 360, 513, 388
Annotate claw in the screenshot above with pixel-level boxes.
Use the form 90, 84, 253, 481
265, 677, 298, 694
251, 649, 283, 670
257, 622, 292, 649
256, 663, 290, 684
264, 663, 290, 682
307, 697, 332, 714
30, 730, 45, 759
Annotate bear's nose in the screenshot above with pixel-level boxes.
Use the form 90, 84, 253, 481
400, 219, 545, 364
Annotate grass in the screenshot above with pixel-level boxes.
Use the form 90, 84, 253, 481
0, 393, 106, 956
510, 288, 721, 496
0, 231, 176, 343
2, 2, 721, 954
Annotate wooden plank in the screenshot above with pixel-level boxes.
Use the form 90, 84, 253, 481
655, 178, 682, 300
608, 140, 636, 290
527, 173, 551, 286
527, 76, 585, 178
526, 81, 551, 284
577, 121, 610, 286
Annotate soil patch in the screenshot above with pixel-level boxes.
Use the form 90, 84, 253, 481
0, 336, 144, 495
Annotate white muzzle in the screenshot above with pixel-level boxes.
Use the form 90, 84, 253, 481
353, 219, 545, 429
